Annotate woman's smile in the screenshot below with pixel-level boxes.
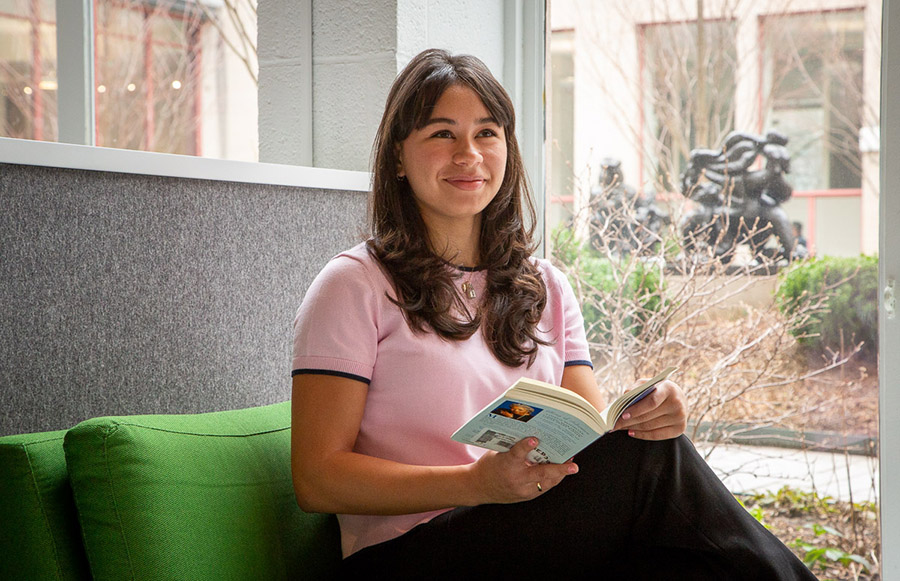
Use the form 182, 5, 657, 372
444, 174, 487, 191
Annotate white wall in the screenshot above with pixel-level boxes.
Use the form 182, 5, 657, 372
199, 4, 259, 163
309, 0, 506, 172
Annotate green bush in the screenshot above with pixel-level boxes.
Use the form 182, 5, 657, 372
578, 254, 666, 343
550, 224, 582, 266
551, 226, 667, 345
775, 255, 878, 357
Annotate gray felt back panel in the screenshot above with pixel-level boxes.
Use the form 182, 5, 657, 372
0, 162, 367, 436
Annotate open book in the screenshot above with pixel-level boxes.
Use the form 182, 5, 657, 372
451, 367, 678, 464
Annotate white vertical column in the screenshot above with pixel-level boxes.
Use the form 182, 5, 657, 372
879, 0, 900, 577
257, 0, 313, 166
257, 0, 537, 176
309, 0, 401, 171
733, 5, 760, 134
505, 0, 547, 255
55, 0, 94, 145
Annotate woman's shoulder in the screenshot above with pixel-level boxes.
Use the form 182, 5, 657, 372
529, 256, 570, 293
311, 241, 390, 294
320, 241, 381, 277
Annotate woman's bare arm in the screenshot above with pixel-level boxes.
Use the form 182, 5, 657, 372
290, 374, 578, 515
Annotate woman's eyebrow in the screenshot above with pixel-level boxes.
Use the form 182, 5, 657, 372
423, 116, 499, 127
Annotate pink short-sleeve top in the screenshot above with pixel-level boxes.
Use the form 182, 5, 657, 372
292, 242, 592, 557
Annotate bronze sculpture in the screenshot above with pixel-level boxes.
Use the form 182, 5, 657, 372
680, 130, 798, 263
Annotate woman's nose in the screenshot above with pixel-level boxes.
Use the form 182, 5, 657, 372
453, 138, 482, 165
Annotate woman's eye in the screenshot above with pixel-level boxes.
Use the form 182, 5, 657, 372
431, 130, 453, 138
478, 128, 499, 138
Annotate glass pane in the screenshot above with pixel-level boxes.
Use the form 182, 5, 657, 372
151, 7, 186, 44
151, 42, 194, 154
0, 0, 57, 142
549, 0, 880, 573
549, 29, 575, 229
0, 0, 30, 18
95, 19, 145, 150
764, 11, 865, 191
642, 20, 737, 189
94, 0, 258, 161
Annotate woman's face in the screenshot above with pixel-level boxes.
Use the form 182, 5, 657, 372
397, 84, 507, 233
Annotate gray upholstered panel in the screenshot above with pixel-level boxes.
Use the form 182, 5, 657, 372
0, 162, 367, 436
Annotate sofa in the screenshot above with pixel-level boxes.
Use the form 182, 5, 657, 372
0, 401, 342, 580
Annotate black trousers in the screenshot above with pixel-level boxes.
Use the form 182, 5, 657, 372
342, 433, 817, 580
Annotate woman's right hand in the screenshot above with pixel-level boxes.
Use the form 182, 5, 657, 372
468, 437, 579, 504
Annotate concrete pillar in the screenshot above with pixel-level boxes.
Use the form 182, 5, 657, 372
257, 0, 313, 167
310, 1, 403, 172
258, 0, 508, 172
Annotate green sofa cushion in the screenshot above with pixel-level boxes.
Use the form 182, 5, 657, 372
63, 401, 341, 580
0, 429, 91, 581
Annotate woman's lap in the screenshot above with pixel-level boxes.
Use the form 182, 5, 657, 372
342, 433, 816, 579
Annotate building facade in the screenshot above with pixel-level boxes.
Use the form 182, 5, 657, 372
550, 0, 881, 257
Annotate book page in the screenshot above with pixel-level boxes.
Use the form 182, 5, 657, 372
505, 385, 603, 431
450, 395, 602, 464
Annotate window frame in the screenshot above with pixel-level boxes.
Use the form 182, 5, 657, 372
879, 0, 900, 572
56, 0, 94, 145
4, 1, 543, 200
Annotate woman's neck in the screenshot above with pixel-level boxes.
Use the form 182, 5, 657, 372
424, 217, 482, 267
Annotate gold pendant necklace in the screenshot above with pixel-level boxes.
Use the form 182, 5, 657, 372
461, 281, 477, 299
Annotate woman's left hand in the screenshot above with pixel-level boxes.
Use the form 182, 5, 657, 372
613, 379, 687, 441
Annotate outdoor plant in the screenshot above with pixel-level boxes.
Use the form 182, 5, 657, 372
550, 182, 860, 429
776, 255, 879, 358
551, 171, 878, 580
791, 528, 873, 575
740, 487, 878, 580
552, 224, 668, 349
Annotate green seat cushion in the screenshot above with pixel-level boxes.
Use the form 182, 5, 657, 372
0, 429, 91, 581
63, 401, 341, 580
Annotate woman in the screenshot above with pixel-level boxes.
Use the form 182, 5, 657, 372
291, 49, 815, 579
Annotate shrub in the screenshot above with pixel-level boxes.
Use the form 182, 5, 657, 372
775, 255, 878, 358
551, 225, 667, 347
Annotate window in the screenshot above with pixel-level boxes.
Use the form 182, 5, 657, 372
762, 9, 867, 257
640, 18, 737, 191
0, 0, 57, 142
548, 0, 881, 572
762, 9, 865, 192
0, 0, 258, 161
549, 29, 575, 228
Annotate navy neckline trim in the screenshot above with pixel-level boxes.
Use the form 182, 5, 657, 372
454, 264, 482, 272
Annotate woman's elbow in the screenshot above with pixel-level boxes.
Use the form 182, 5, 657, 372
291, 467, 331, 513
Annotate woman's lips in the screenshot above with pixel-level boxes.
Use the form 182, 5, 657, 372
445, 176, 486, 191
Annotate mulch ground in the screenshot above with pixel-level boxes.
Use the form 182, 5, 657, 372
742, 490, 879, 580
728, 353, 881, 579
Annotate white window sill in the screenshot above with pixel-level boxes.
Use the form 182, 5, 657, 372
0, 137, 371, 193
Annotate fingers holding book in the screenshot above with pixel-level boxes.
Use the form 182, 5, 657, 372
613, 379, 687, 441
470, 436, 579, 504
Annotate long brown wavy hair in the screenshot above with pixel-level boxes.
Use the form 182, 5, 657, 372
367, 48, 549, 367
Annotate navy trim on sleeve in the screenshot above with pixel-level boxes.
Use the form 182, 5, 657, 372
564, 360, 594, 369
291, 369, 372, 385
